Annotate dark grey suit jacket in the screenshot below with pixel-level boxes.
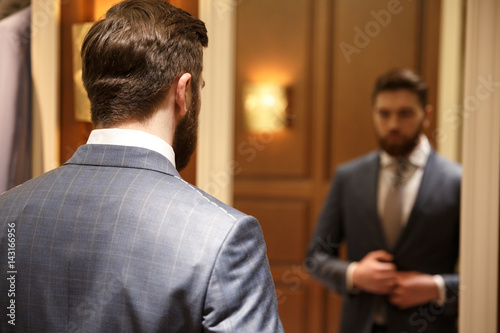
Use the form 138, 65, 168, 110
0, 144, 283, 332
306, 150, 460, 333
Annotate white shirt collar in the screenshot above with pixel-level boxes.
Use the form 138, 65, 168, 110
86, 129, 176, 168
380, 134, 431, 168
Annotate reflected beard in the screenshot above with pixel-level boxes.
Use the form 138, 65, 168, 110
172, 94, 199, 172
378, 122, 423, 157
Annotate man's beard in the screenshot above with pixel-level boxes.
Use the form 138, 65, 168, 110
378, 122, 423, 157
172, 90, 200, 171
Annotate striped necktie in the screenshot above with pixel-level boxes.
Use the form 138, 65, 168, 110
382, 159, 406, 249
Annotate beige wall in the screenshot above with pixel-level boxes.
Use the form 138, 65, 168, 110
436, 0, 464, 163
32, 0, 60, 176
459, 0, 500, 332
197, 0, 236, 205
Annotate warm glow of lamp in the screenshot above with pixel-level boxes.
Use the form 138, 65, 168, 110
243, 83, 288, 132
72, 22, 94, 122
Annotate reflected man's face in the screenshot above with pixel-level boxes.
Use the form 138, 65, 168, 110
373, 89, 430, 157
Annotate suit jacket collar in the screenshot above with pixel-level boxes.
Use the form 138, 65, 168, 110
64, 144, 180, 178
365, 153, 388, 249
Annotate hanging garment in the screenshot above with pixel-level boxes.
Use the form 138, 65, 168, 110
0, 0, 31, 20
0, 6, 32, 193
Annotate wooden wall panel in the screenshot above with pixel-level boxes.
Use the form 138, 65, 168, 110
418, 0, 442, 148
60, 0, 94, 164
234, 199, 309, 262
272, 264, 320, 333
235, 0, 312, 179
329, 0, 421, 176
275, 284, 308, 333
326, 292, 343, 333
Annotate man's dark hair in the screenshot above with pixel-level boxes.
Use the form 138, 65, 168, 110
372, 68, 428, 108
81, 0, 208, 127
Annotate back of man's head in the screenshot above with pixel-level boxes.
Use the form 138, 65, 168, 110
372, 68, 428, 109
81, 0, 208, 128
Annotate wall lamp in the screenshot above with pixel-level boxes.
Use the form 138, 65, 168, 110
243, 83, 289, 133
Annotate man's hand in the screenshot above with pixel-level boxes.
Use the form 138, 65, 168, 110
352, 250, 397, 294
389, 271, 440, 309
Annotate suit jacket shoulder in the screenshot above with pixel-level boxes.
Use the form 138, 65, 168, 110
0, 144, 283, 333
428, 152, 462, 180
336, 151, 380, 175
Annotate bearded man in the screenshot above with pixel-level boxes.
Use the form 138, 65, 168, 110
0, 1, 283, 332
306, 68, 460, 333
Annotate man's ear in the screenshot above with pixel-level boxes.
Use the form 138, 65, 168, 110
175, 73, 192, 117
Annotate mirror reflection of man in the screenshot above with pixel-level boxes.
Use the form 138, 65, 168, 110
306, 68, 460, 333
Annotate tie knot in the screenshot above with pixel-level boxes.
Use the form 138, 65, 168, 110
393, 158, 411, 186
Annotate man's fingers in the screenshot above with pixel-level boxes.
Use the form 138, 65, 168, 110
395, 270, 419, 279
388, 288, 407, 308
369, 249, 394, 262
378, 261, 397, 272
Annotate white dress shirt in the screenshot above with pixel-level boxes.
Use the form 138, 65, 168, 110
86, 128, 176, 168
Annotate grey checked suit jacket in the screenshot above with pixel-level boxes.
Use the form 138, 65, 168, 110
306, 150, 461, 333
0, 144, 284, 333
